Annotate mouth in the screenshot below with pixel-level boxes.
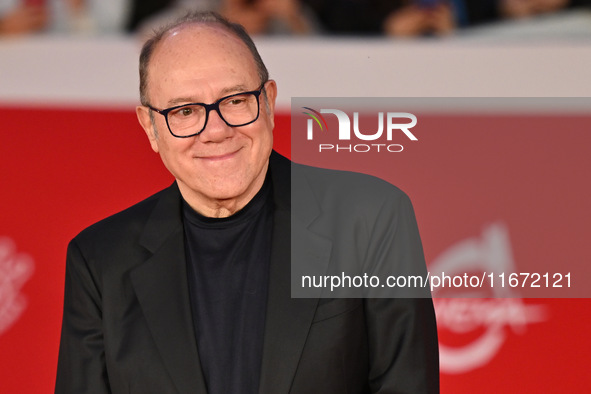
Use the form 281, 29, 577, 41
197, 148, 241, 162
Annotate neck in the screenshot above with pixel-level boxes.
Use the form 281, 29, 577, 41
195, 202, 243, 218
178, 167, 268, 218
181, 191, 257, 218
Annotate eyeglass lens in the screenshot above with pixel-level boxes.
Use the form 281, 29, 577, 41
167, 92, 259, 136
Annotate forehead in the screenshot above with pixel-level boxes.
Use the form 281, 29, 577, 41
147, 23, 259, 90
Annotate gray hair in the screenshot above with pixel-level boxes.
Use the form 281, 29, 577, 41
138, 11, 269, 107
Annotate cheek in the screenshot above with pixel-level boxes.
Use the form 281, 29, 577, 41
257, 116, 275, 149
243, 120, 273, 148
157, 138, 193, 166
251, 129, 273, 162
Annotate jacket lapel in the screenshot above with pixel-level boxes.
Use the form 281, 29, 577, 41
258, 153, 332, 394
130, 184, 207, 394
127, 153, 332, 394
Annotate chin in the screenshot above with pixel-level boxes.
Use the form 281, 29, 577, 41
202, 181, 249, 202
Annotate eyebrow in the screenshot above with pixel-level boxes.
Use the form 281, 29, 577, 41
165, 84, 252, 107
220, 84, 249, 96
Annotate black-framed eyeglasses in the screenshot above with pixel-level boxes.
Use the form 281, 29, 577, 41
146, 83, 266, 138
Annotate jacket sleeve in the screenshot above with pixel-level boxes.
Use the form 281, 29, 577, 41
55, 238, 111, 394
363, 192, 440, 393
364, 297, 439, 393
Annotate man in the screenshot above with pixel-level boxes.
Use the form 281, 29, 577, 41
56, 11, 439, 394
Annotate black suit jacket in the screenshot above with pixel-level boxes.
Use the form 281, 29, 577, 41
56, 151, 439, 393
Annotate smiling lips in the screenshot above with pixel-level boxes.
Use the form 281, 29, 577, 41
197, 148, 241, 161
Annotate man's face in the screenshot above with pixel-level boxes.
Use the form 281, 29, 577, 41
137, 24, 276, 216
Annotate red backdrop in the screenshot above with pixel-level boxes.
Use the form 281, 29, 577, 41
1, 106, 590, 393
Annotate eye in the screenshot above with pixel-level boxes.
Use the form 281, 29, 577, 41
228, 97, 247, 105
222, 93, 251, 106
180, 107, 194, 116
169, 105, 198, 119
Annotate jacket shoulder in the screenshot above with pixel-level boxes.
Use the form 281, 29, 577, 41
292, 160, 411, 210
71, 184, 179, 250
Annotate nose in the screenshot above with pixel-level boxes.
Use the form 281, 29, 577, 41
198, 106, 234, 143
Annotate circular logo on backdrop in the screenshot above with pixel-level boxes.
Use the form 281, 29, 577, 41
0, 237, 34, 335
430, 223, 546, 374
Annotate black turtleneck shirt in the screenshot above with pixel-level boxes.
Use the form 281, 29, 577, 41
182, 178, 273, 394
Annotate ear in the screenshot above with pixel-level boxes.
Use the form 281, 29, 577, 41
264, 80, 278, 128
136, 105, 159, 153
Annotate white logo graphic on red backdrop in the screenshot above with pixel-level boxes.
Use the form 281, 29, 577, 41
301, 107, 418, 153
0, 237, 34, 335
430, 223, 546, 374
